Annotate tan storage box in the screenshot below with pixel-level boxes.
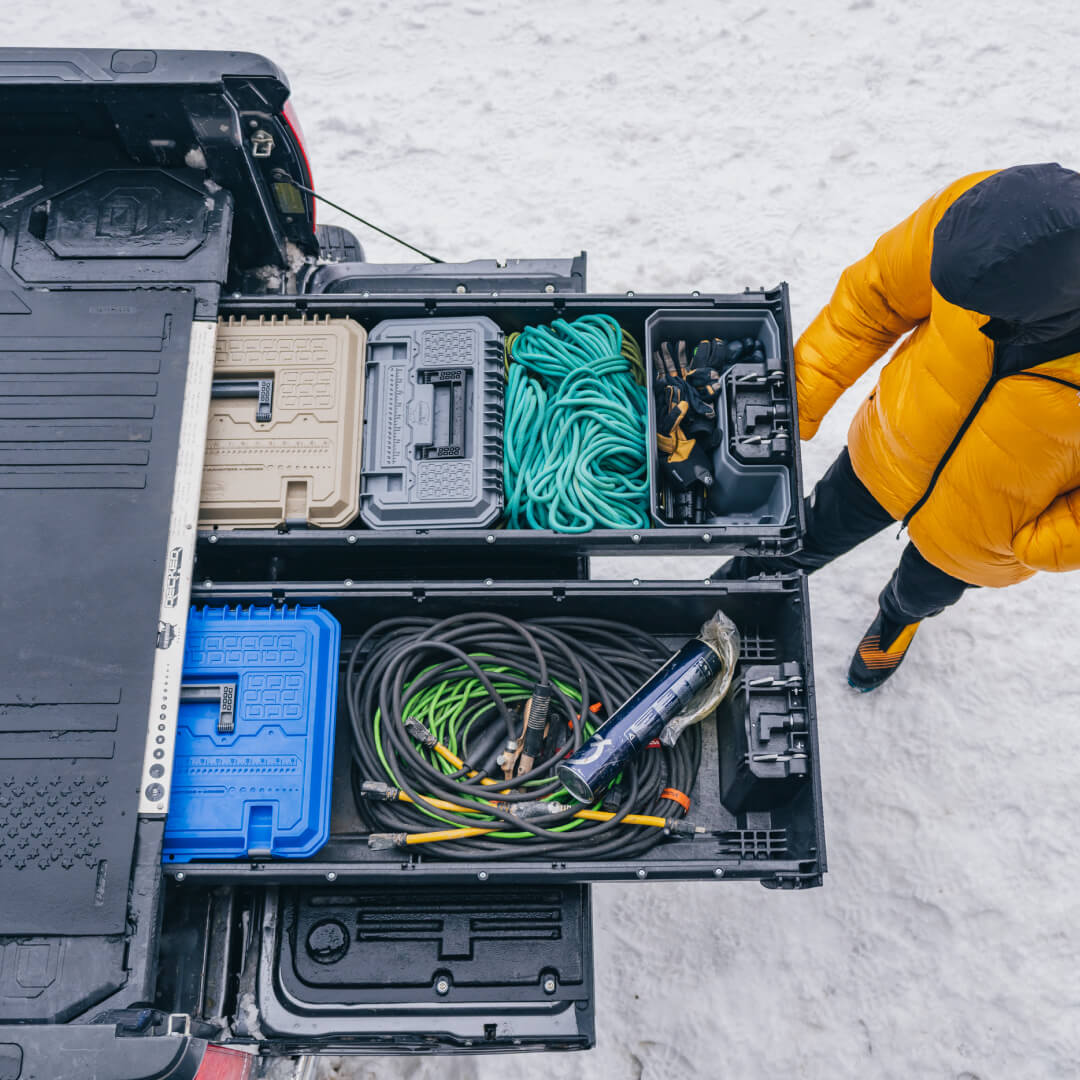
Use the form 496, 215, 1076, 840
200, 315, 366, 528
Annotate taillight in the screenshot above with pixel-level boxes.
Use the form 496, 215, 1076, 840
194, 1044, 254, 1080
281, 99, 316, 231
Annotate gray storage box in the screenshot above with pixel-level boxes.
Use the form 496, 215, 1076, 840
359, 317, 504, 529
645, 309, 794, 529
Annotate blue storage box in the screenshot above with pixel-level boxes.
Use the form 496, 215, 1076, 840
163, 605, 340, 862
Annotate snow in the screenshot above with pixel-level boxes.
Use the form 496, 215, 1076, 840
13, 1, 1080, 1075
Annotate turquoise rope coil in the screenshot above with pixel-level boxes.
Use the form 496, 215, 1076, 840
503, 314, 650, 532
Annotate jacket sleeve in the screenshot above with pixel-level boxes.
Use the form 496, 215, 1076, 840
1013, 489, 1080, 572
794, 171, 998, 440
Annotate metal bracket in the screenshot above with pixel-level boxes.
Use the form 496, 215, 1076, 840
167, 1013, 191, 1037
251, 128, 275, 158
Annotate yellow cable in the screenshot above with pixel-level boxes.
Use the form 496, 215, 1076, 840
390, 788, 669, 831
404, 826, 496, 846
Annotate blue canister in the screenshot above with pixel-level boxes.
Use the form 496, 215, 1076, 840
556, 637, 725, 803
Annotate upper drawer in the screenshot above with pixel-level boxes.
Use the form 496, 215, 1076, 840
198, 288, 805, 579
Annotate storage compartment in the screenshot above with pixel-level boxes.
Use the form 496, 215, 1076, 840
197, 290, 805, 565
164, 578, 824, 889
155, 880, 596, 1052
360, 316, 504, 529
163, 605, 341, 862
719, 662, 810, 813
645, 309, 795, 528
200, 315, 367, 528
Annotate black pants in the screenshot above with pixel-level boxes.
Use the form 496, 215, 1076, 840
717, 449, 973, 624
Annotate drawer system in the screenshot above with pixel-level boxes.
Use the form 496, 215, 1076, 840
0, 46, 823, 1069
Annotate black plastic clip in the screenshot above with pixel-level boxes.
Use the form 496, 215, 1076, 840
212, 376, 274, 423
180, 682, 237, 735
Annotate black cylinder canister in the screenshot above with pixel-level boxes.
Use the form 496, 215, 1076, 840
556, 638, 724, 804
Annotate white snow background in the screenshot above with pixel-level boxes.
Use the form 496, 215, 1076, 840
13, 1, 1080, 1076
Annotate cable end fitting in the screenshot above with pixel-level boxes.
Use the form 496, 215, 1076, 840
403, 717, 437, 748
360, 781, 400, 802
667, 819, 707, 838
367, 832, 407, 850
496, 799, 569, 820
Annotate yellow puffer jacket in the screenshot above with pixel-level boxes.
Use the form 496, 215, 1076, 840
796, 166, 1080, 587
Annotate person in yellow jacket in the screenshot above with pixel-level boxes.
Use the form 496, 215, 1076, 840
714, 162, 1080, 690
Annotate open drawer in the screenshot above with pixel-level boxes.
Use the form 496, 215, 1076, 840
196, 288, 807, 573
164, 577, 824, 889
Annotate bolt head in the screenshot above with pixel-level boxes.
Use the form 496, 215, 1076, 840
208, 533, 218, 544
455, 284, 467, 294
478, 870, 489, 882
631, 533, 641, 543
543, 977, 557, 993
344, 579, 353, 587
486, 534, 495, 544
436, 977, 450, 994
326, 871, 338, 882
636, 868, 647, 879
347, 535, 357, 544
544, 283, 555, 294
702, 532, 712, 543
484, 577, 493, 586
714, 868, 725, 878
175, 872, 185, 882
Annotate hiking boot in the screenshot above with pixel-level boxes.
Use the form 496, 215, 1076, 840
847, 611, 921, 692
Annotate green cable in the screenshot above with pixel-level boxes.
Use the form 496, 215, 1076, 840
373, 661, 599, 837
504, 314, 650, 532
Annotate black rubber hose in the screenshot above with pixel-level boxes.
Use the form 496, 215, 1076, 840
346, 614, 704, 860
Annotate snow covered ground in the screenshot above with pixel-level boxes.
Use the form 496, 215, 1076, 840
15, 1, 1080, 1075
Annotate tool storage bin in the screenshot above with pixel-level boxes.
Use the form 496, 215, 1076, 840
644, 309, 796, 529
359, 316, 504, 529
163, 604, 341, 863
200, 315, 367, 528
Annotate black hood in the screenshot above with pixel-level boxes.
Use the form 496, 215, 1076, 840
931, 163, 1080, 345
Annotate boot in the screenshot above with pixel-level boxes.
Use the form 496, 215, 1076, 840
847, 611, 920, 692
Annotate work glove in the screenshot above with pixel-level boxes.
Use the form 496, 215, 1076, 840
653, 340, 718, 491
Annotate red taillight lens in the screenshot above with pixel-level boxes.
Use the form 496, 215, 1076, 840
194, 1044, 254, 1080
281, 98, 316, 231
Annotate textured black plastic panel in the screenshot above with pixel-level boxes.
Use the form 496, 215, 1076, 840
0, 287, 195, 935
278, 885, 590, 1006
12, 167, 232, 294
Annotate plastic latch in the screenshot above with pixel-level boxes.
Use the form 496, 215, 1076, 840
211, 376, 274, 423
179, 682, 237, 735
417, 368, 466, 459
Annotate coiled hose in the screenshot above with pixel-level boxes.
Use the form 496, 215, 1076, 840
503, 314, 650, 532
347, 614, 703, 860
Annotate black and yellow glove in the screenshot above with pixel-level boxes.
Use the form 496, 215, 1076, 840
653, 340, 718, 492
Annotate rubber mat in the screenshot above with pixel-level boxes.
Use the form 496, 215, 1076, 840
0, 288, 197, 935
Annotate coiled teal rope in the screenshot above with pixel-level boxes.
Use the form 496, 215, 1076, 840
503, 314, 650, 532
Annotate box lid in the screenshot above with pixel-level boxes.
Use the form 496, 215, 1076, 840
163, 604, 340, 862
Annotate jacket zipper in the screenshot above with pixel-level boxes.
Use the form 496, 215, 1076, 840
900, 372, 1002, 528
900, 363, 1080, 530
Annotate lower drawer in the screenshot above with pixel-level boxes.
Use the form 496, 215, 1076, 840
164, 578, 824, 889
